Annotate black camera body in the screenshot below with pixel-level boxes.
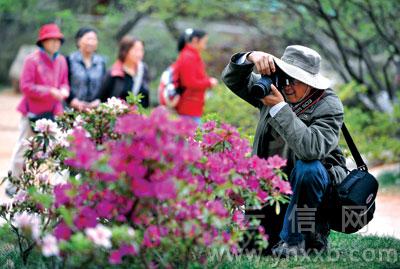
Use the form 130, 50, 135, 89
249, 68, 287, 99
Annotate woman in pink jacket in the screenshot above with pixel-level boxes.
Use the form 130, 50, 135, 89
7, 23, 69, 196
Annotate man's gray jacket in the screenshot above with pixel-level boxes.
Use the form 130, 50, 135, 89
222, 53, 347, 185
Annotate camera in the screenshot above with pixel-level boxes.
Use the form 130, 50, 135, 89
249, 68, 287, 99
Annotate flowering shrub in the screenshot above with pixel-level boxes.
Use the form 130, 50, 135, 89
1, 97, 290, 268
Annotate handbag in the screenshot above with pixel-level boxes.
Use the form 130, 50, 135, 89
329, 123, 379, 233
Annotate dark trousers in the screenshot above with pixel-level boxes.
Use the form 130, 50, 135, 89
280, 160, 330, 244
244, 160, 331, 254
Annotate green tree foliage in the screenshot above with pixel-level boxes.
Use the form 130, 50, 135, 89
277, 0, 400, 111
342, 97, 400, 164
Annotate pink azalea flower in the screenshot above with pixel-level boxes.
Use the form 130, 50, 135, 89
54, 221, 71, 241
232, 210, 246, 228
153, 179, 176, 200
257, 190, 269, 202
272, 175, 292, 194
266, 155, 287, 169
202, 121, 216, 132
74, 207, 97, 230
247, 177, 260, 190
96, 201, 114, 218
143, 225, 161, 248
109, 250, 123, 265
206, 200, 228, 218
115, 114, 143, 135
131, 178, 154, 198
222, 231, 231, 243
230, 244, 239, 255
202, 231, 213, 246
65, 128, 98, 170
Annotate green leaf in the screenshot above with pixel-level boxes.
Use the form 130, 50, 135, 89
28, 187, 53, 208
69, 233, 92, 253
58, 206, 74, 227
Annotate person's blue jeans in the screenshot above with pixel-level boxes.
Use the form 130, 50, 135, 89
279, 160, 330, 244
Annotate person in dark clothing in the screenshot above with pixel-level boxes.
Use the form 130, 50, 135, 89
67, 27, 106, 111
99, 36, 150, 108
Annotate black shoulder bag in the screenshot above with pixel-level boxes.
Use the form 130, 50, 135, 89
329, 123, 379, 233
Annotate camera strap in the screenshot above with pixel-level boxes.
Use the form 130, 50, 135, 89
292, 89, 325, 116
291, 89, 368, 171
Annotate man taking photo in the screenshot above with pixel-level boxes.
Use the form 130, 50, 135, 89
222, 45, 347, 257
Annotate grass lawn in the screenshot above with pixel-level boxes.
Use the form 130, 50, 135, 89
1, 226, 399, 269
208, 232, 400, 269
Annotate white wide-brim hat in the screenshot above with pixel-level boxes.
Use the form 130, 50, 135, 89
273, 45, 331, 90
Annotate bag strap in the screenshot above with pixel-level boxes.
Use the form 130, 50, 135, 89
341, 123, 368, 171
291, 89, 367, 171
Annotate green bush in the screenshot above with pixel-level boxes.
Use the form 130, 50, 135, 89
341, 103, 400, 164
378, 171, 400, 187
203, 85, 259, 143
336, 81, 400, 164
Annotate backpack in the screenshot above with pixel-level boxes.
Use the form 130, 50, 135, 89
158, 63, 183, 108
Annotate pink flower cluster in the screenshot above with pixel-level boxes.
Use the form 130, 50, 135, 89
51, 106, 291, 265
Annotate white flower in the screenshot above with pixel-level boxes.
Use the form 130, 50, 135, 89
55, 130, 70, 147
34, 170, 68, 186
34, 119, 59, 135
85, 224, 112, 249
41, 234, 59, 257
12, 212, 41, 240
50, 170, 69, 186
127, 227, 135, 237
105, 97, 128, 113
14, 190, 28, 203
73, 115, 84, 127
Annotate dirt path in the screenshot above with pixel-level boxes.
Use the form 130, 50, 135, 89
0, 90, 21, 204
0, 90, 399, 239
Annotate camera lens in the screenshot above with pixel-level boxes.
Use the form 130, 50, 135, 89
250, 76, 273, 98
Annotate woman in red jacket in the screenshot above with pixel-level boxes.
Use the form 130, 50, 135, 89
175, 29, 218, 124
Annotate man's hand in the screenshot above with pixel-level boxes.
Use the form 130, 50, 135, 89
261, 84, 284, 107
247, 51, 276, 75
